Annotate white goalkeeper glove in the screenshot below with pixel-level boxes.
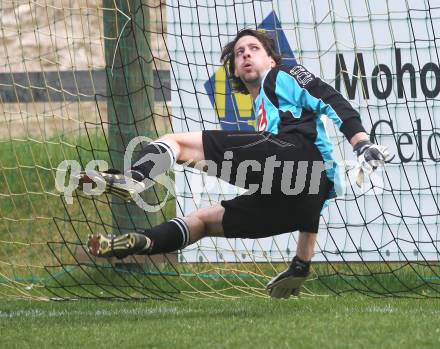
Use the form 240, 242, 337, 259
353, 140, 390, 187
266, 257, 310, 299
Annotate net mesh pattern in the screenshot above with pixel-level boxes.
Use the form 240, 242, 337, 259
0, 0, 439, 300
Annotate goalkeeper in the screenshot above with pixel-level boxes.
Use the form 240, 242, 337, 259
78, 29, 389, 298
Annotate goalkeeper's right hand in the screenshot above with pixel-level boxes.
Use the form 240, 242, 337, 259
266, 256, 310, 298
266, 269, 309, 299
353, 139, 390, 187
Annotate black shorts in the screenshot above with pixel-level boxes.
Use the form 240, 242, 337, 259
202, 130, 332, 238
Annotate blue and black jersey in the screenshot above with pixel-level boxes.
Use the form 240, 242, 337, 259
253, 64, 365, 197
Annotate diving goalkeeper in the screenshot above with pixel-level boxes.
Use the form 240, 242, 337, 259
77, 29, 389, 298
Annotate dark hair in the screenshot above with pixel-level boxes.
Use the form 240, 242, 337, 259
220, 29, 282, 94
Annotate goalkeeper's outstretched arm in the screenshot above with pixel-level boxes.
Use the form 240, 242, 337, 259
277, 65, 391, 183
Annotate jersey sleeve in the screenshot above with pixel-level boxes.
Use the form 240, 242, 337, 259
274, 65, 366, 141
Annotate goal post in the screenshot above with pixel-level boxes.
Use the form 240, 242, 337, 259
103, 0, 157, 234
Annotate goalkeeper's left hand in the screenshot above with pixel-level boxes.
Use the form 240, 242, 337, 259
353, 140, 390, 187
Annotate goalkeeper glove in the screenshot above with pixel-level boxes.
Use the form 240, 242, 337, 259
353, 140, 390, 187
266, 256, 310, 299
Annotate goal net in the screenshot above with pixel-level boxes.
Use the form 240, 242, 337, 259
0, 0, 439, 300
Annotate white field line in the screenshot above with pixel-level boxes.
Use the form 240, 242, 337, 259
0, 307, 195, 319
1, 305, 440, 319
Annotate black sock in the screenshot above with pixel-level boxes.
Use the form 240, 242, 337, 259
139, 218, 190, 255
290, 255, 311, 276
129, 141, 176, 183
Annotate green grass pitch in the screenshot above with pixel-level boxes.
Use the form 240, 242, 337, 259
1, 124, 440, 348
1, 296, 439, 349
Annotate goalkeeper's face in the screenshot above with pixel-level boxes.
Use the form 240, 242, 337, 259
233, 35, 276, 88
